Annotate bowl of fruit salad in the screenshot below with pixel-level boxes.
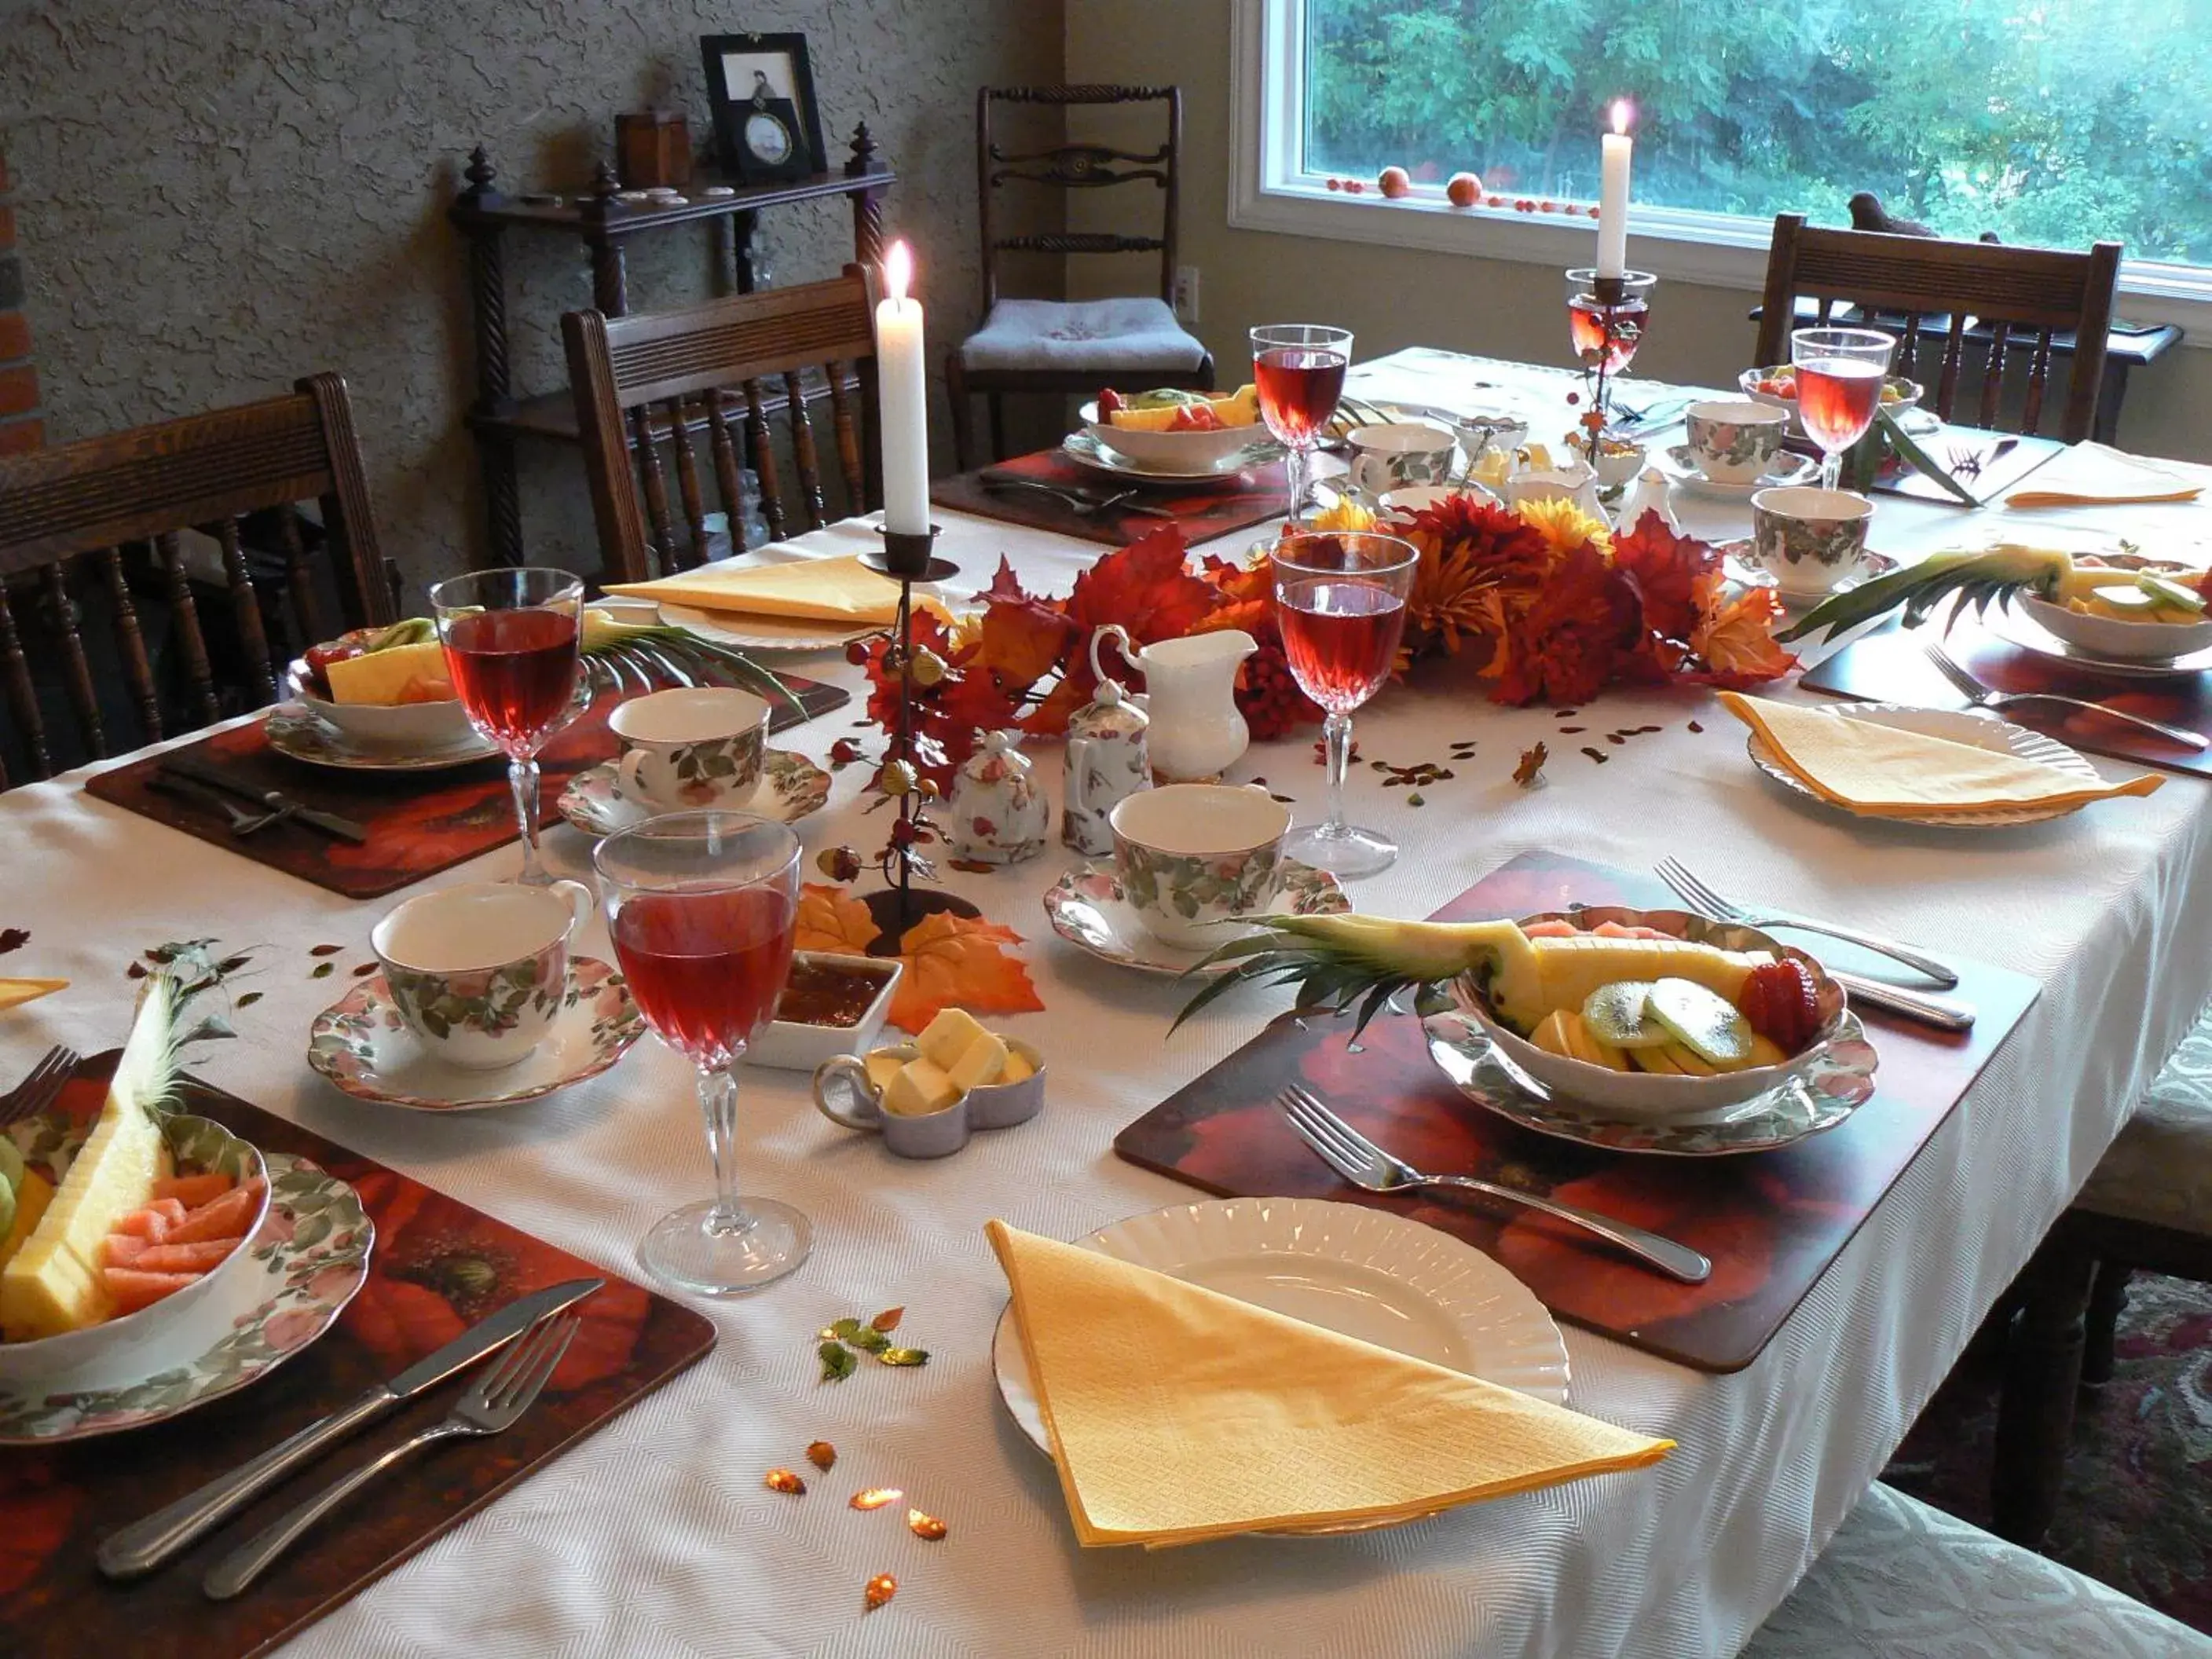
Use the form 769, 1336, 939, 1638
1738, 366, 1923, 438
1450, 908, 1847, 1120
1082, 385, 1268, 471
2018, 553, 2212, 663
286, 619, 481, 752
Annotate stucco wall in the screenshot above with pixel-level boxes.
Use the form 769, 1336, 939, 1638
0, 1, 1062, 594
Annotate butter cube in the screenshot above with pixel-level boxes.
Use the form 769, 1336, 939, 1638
1001, 1049, 1035, 1084
863, 1049, 905, 1096
917, 1007, 989, 1071
947, 1032, 1009, 1093
883, 1058, 960, 1119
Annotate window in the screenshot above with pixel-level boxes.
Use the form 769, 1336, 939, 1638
1232, 0, 2212, 313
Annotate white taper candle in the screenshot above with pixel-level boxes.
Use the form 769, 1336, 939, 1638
875, 241, 930, 536
1597, 101, 1633, 281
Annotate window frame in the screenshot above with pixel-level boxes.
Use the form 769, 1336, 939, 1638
1228, 0, 2212, 340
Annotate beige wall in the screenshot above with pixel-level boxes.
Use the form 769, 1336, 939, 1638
1065, 2, 2209, 464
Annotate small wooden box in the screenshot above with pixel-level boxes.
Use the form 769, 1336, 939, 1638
616, 110, 693, 189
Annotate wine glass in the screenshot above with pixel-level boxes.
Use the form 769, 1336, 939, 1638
1563, 268, 1655, 426
1251, 324, 1353, 526
1273, 530, 1418, 878
595, 810, 808, 1295
429, 567, 584, 888
1791, 326, 1897, 489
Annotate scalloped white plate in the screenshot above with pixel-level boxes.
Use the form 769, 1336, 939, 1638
1746, 702, 2102, 828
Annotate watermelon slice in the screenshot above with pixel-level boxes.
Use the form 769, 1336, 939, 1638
167, 1179, 263, 1245
130, 1238, 244, 1274
153, 1173, 234, 1207
102, 1267, 203, 1314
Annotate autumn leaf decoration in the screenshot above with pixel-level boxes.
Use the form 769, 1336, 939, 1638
795, 884, 1043, 1031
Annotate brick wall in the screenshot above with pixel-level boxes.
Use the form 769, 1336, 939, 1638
0, 148, 39, 455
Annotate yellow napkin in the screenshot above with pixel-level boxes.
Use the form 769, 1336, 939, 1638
0, 979, 67, 1013
986, 1220, 1672, 1548
603, 554, 903, 626
2005, 442, 2204, 510
1719, 692, 2164, 818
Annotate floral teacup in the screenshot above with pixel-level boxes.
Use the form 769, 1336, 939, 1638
1347, 423, 1458, 497
609, 687, 768, 811
370, 880, 594, 1069
1749, 486, 1875, 595
1109, 783, 1292, 949
1685, 401, 1790, 485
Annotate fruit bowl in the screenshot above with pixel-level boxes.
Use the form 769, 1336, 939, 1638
282, 655, 480, 753
1448, 907, 1848, 1122
0, 1114, 271, 1385
1079, 400, 1267, 472
1738, 367, 1924, 439
2016, 558, 2212, 662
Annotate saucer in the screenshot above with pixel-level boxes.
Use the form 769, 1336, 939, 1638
557, 749, 832, 837
265, 705, 500, 773
1721, 540, 1899, 608
1983, 601, 2212, 681
1042, 860, 1350, 976
1655, 445, 1818, 500
0, 1138, 372, 1443
1060, 428, 1281, 488
308, 956, 645, 1111
1422, 1009, 1878, 1156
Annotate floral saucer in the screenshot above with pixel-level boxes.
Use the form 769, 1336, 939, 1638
265, 705, 500, 773
309, 956, 644, 1111
0, 1141, 373, 1443
1720, 540, 1899, 608
1061, 429, 1282, 486
1422, 1009, 1878, 1157
1655, 445, 1818, 500
1042, 860, 1350, 977
556, 749, 831, 837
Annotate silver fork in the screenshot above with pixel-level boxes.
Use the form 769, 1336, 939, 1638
147, 772, 297, 836
980, 476, 1174, 519
1924, 643, 2208, 752
1654, 856, 1958, 988
203, 1314, 579, 1600
1278, 1085, 1711, 1284
1, 1045, 82, 1130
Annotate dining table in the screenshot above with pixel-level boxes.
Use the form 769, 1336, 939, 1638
8, 346, 2212, 1658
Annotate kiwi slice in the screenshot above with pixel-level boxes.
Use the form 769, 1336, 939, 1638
0, 1137, 22, 1196
0, 1174, 13, 1243
2089, 584, 2159, 614
1580, 981, 1672, 1049
1646, 978, 1754, 1066
2135, 573, 2207, 615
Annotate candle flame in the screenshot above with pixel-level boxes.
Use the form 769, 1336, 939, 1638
1610, 100, 1632, 136
884, 240, 913, 305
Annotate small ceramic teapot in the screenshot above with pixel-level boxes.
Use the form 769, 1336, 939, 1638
1095, 623, 1255, 784
946, 729, 1049, 864
1062, 632, 1151, 857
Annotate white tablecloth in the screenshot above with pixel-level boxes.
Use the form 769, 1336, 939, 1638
8, 351, 2211, 1658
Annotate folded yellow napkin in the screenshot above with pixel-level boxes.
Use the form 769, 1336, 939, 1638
603, 554, 903, 626
2005, 442, 2204, 510
0, 979, 67, 1013
986, 1220, 1672, 1548
1719, 692, 2163, 818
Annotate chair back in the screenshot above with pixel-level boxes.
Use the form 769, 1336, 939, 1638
1755, 213, 2122, 442
0, 372, 394, 789
564, 269, 881, 583
976, 85, 1182, 310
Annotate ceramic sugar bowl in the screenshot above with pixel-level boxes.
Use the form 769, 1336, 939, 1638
947, 729, 1050, 864
1061, 633, 1151, 857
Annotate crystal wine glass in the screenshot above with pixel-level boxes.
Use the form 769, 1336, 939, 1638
429, 567, 584, 888
1251, 324, 1353, 526
595, 810, 808, 1295
1273, 530, 1418, 878
1791, 326, 1897, 489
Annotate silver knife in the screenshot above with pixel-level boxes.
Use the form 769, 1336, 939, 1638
159, 756, 371, 844
1830, 968, 1975, 1033
96, 1276, 602, 1579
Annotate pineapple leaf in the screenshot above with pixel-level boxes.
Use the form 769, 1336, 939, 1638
1877, 407, 1980, 507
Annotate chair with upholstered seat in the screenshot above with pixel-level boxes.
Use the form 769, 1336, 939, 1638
945, 84, 1212, 470
0, 372, 396, 789
564, 269, 881, 585
1755, 213, 2122, 443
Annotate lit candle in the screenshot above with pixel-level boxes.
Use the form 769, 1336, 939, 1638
875, 240, 929, 536
1597, 101, 1633, 281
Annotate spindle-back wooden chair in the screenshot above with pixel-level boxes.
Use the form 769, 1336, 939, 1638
0, 372, 396, 790
1755, 214, 2122, 442
563, 269, 881, 584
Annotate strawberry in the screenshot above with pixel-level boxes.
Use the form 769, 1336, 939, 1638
1168, 402, 1222, 432
1097, 387, 1122, 416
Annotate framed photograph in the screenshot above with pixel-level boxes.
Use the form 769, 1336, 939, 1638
701, 32, 827, 183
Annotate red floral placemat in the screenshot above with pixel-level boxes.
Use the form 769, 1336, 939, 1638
1113, 850, 2040, 1374
931, 448, 1294, 548
82, 675, 850, 900
1, 1057, 713, 1659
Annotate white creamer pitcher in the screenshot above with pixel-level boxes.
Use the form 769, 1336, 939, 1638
1094, 624, 1256, 784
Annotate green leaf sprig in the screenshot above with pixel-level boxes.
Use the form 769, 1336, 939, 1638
816, 1306, 928, 1381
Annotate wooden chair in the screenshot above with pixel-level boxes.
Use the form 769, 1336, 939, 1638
0, 372, 396, 790
946, 85, 1212, 471
563, 269, 881, 584
1754, 213, 2122, 442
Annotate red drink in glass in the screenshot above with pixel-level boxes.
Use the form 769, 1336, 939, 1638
1795, 357, 1885, 454
442, 606, 580, 750
1254, 346, 1349, 448
1567, 294, 1648, 375
1278, 580, 1408, 713
611, 885, 797, 1066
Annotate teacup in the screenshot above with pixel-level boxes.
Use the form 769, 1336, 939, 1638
1109, 783, 1292, 949
609, 687, 768, 811
1684, 400, 1790, 485
1346, 423, 1458, 497
371, 880, 594, 1069
1749, 486, 1876, 595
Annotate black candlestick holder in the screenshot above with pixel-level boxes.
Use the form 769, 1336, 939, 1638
861, 525, 964, 934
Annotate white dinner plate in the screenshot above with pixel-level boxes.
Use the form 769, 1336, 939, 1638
991, 1196, 1571, 1536
1060, 428, 1282, 486
1745, 701, 2105, 828
1982, 600, 2212, 682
